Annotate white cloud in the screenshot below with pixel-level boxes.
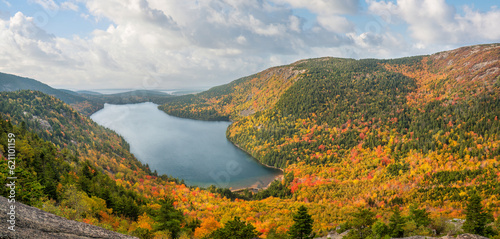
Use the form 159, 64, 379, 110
31, 0, 59, 11
273, 0, 359, 33
80, 13, 89, 20
61, 1, 79, 11
367, 0, 500, 44
345, 31, 413, 58
317, 15, 354, 33
0, 13, 79, 83
236, 35, 247, 45
7, 12, 53, 40
288, 15, 301, 32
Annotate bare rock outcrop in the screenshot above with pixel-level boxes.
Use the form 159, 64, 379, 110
0, 196, 137, 239
393, 234, 489, 239
315, 232, 488, 239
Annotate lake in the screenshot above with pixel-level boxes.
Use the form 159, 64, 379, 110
90, 102, 282, 189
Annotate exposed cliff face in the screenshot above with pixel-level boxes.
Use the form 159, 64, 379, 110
0, 196, 137, 239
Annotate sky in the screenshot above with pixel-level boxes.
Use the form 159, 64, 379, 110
0, 0, 499, 90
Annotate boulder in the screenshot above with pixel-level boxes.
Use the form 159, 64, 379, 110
0, 196, 137, 239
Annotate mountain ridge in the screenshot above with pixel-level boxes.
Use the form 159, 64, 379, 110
0, 72, 103, 116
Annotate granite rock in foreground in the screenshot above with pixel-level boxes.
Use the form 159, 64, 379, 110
315, 231, 489, 239
0, 196, 137, 239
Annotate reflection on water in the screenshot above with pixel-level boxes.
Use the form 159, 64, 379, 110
91, 102, 282, 189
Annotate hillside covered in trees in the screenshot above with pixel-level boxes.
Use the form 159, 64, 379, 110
0, 72, 103, 116
159, 44, 500, 237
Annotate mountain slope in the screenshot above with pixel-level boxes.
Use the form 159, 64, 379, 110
0, 90, 146, 175
0, 72, 103, 115
160, 44, 500, 167
159, 43, 500, 234
159, 65, 304, 120
0, 91, 158, 235
0, 72, 84, 104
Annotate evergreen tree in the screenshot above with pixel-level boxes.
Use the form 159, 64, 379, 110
388, 207, 405, 238
288, 205, 315, 239
206, 217, 260, 239
348, 208, 376, 239
463, 192, 488, 236
408, 204, 431, 227
371, 221, 389, 239
154, 197, 184, 239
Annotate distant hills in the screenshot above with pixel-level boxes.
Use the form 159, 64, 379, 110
79, 89, 172, 106
75, 90, 102, 95
0, 72, 92, 105
0, 72, 172, 115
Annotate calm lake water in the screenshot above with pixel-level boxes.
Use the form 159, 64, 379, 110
91, 102, 282, 189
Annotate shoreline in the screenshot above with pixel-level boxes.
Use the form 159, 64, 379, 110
230, 174, 284, 192
228, 141, 285, 192
229, 141, 284, 173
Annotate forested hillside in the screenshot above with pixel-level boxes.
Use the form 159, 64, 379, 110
159, 44, 500, 237
159, 65, 304, 120
0, 91, 150, 175
0, 72, 103, 115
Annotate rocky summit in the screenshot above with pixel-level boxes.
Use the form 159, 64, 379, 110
0, 196, 137, 239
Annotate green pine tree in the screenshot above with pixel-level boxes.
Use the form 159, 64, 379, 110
207, 217, 261, 239
388, 207, 405, 238
348, 208, 376, 239
463, 192, 488, 236
371, 221, 389, 239
154, 197, 184, 239
288, 205, 315, 239
408, 204, 430, 227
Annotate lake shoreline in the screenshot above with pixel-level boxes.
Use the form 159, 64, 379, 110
229, 141, 285, 173
228, 141, 285, 192
230, 174, 284, 192
188, 172, 283, 192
